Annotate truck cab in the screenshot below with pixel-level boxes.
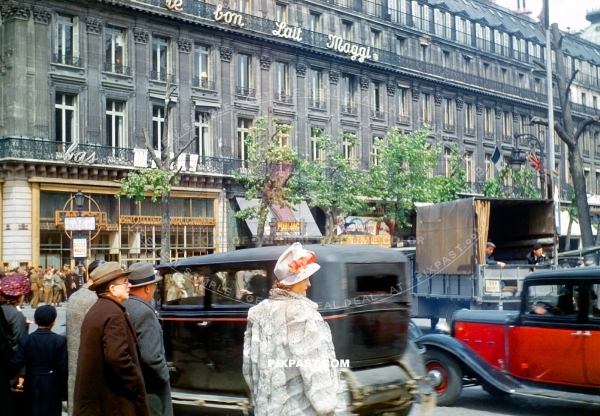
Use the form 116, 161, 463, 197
416, 267, 600, 406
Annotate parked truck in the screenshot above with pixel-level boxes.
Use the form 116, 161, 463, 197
410, 197, 556, 327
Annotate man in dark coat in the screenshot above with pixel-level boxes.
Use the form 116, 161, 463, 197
0, 308, 14, 416
8, 305, 67, 416
73, 262, 150, 416
124, 262, 173, 416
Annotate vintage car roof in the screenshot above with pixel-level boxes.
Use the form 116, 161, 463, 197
156, 244, 407, 272
525, 266, 600, 282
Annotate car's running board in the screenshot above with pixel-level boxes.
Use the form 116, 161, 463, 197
511, 386, 600, 406
171, 391, 252, 416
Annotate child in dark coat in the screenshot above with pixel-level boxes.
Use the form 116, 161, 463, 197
8, 305, 67, 416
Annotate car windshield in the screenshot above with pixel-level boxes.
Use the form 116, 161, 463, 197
527, 284, 579, 317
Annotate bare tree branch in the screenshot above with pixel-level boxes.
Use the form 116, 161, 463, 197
574, 116, 600, 142
171, 137, 196, 164
143, 128, 163, 169
554, 122, 576, 149
565, 69, 579, 96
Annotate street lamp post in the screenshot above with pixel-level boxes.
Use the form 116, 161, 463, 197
74, 190, 85, 287
508, 133, 546, 198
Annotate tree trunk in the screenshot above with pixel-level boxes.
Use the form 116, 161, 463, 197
160, 190, 170, 263
255, 201, 269, 248
567, 147, 594, 250
565, 216, 573, 251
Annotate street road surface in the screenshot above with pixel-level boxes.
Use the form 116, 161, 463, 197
21, 306, 600, 416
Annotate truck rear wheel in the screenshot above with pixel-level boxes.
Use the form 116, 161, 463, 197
423, 349, 463, 406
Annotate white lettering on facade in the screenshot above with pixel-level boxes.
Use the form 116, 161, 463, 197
272, 22, 302, 42
165, 0, 183, 12
325, 35, 374, 63
58, 143, 96, 164
214, 5, 244, 27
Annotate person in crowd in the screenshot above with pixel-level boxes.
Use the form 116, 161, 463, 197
123, 262, 173, 416
63, 265, 79, 299
52, 269, 64, 307
29, 267, 42, 309
243, 243, 348, 416
485, 242, 506, 268
0, 298, 15, 416
577, 259, 586, 268
0, 273, 30, 351
526, 243, 548, 266
65, 259, 104, 416
8, 305, 67, 416
42, 267, 55, 306
73, 262, 149, 416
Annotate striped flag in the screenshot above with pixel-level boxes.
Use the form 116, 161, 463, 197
529, 151, 541, 171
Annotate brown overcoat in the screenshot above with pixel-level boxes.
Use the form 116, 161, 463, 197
73, 295, 150, 416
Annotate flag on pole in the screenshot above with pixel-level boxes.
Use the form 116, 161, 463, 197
537, 0, 548, 36
491, 146, 502, 170
529, 151, 541, 171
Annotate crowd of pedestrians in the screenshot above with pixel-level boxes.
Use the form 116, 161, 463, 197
0, 261, 172, 416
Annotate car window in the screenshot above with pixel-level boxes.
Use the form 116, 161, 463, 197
163, 271, 206, 306
356, 274, 398, 297
589, 283, 600, 320
211, 269, 268, 306
526, 284, 579, 318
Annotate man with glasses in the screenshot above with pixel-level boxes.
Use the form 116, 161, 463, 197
73, 262, 150, 416
124, 262, 173, 416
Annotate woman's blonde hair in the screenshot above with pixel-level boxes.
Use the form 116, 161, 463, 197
272, 280, 292, 291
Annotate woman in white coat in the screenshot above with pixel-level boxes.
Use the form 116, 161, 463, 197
243, 243, 348, 416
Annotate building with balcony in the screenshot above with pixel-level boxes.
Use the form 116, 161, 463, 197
0, 0, 600, 268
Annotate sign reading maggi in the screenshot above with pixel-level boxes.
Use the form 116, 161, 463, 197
119, 216, 216, 226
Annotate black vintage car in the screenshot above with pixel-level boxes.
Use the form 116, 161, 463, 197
156, 244, 434, 415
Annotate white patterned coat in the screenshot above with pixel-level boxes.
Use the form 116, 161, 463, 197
243, 289, 348, 416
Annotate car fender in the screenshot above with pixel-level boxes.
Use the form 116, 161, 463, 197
416, 333, 520, 394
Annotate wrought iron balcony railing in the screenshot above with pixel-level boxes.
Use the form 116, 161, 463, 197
274, 91, 292, 103
309, 99, 326, 110
150, 70, 176, 83
502, 134, 513, 142
0, 137, 250, 176
443, 123, 455, 132
341, 105, 357, 115
236, 86, 256, 98
464, 127, 475, 136
483, 131, 495, 139
103, 62, 132, 76
193, 77, 216, 90
51, 54, 82, 67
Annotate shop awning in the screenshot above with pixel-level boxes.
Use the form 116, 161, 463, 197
235, 198, 321, 236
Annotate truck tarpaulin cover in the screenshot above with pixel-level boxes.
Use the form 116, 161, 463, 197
416, 198, 475, 275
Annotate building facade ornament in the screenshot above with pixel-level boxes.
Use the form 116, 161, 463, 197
1, 2, 31, 22
513, 110, 520, 123
219, 46, 233, 62
178, 37, 192, 53
456, 98, 464, 111
476, 103, 484, 115
329, 71, 339, 85
495, 107, 502, 119
32, 6, 51, 25
411, 88, 420, 101
359, 76, 370, 90
259, 55, 272, 70
434, 93, 443, 106
133, 28, 149, 44
386, 82, 396, 97
85, 17, 103, 35
296, 63, 307, 77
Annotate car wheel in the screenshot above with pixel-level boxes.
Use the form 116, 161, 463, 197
482, 382, 510, 397
423, 349, 463, 406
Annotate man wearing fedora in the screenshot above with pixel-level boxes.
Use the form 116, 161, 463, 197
123, 262, 173, 416
73, 262, 150, 416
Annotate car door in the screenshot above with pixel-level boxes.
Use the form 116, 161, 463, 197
583, 282, 600, 386
509, 283, 586, 386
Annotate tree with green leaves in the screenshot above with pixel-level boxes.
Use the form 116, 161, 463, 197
369, 127, 442, 229
291, 130, 372, 238
116, 81, 194, 263
233, 117, 298, 247
482, 164, 540, 199
429, 143, 467, 202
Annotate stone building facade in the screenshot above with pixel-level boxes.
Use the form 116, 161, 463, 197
0, 0, 599, 267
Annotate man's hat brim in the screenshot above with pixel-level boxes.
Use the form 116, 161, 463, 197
89, 269, 131, 290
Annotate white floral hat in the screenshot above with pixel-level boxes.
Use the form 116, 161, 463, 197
274, 243, 321, 286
